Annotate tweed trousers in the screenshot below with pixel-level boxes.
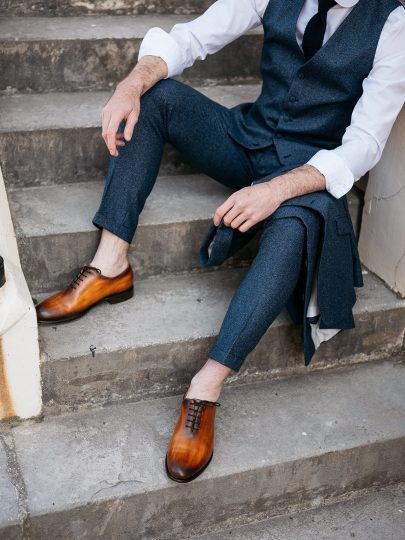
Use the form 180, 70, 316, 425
93, 79, 320, 372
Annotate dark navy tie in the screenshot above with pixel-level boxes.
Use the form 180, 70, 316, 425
302, 0, 337, 60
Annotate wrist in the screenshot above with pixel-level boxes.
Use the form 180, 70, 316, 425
116, 78, 143, 97
265, 164, 326, 202
265, 175, 290, 205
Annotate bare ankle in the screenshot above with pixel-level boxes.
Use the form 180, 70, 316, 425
90, 256, 129, 278
90, 229, 130, 277
185, 359, 232, 402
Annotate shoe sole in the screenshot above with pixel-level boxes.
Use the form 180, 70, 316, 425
165, 452, 214, 483
36, 286, 134, 326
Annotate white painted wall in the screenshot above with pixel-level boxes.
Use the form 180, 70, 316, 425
0, 167, 42, 420
359, 107, 405, 298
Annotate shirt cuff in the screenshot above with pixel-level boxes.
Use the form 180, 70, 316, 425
138, 27, 185, 78
307, 150, 355, 199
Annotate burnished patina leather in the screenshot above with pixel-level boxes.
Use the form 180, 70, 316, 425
166, 395, 220, 483
35, 265, 133, 324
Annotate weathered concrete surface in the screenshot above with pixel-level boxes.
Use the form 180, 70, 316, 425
359, 106, 405, 298
0, 431, 20, 537
4, 360, 405, 539
195, 483, 405, 540
1, 0, 214, 16
8, 175, 258, 293
0, 85, 261, 188
36, 267, 405, 409
0, 16, 262, 93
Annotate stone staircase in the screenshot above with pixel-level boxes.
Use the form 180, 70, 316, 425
0, 2, 404, 538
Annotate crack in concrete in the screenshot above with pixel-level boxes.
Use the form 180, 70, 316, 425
0, 431, 32, 539
394, 250, 405, 294
365, 184, 405, 204
92, 476, 145, 500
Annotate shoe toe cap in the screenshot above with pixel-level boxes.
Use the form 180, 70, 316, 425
35, 297, 63, 322
165, 449, 211, 482
35, 301, 52, 321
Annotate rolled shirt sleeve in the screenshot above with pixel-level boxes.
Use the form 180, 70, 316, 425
308, 6, 405, 199
138, 0, 264, 78
138, 27, 185, 78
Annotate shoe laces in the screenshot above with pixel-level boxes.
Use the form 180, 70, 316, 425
69, 265, 101, 290
185, 399, 220, 432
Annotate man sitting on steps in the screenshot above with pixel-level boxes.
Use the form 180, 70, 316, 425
36, 0, 405, 483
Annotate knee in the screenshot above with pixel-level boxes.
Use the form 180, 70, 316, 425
284, 217, 306, 238
262, 216, 306, 246
140, 78, 181, 110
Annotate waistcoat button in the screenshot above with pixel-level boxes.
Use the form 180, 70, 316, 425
289, 96, 297, 103
298, 73, 305, 80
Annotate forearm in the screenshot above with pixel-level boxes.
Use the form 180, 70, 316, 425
214, 164, 326, 232
117, 55, 168, 97
269, 164, 326, 205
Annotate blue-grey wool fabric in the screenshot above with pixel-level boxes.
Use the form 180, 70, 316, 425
93, 0, 400, 370
93, 79, 320, 371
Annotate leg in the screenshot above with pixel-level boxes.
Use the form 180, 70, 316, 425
36, 79, 253, 323
91, 78, 253, 276
187, 216, 307, 401
166, 216, 307, 484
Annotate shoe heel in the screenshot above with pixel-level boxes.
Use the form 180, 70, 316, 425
106, 287, 134, 305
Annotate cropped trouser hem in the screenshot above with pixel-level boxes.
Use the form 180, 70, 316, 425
92, 212, 134, 244
208, 344, 245, 373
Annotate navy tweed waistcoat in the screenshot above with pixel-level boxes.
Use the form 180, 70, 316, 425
228, 0, 401, 166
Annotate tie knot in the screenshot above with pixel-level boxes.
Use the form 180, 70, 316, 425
318, 0, 337, 16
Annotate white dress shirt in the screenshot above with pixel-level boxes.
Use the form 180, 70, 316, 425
139, 0, 405, 198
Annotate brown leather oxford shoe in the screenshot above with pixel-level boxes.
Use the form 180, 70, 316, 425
36, 265, 133, 324
165, 395, 220, 483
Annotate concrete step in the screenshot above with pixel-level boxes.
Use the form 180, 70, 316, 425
0, 15, 261, 93
35, 267, 405, 411
2, 0, 214, 17
1, 360, 405, 539
8, 174, 363, 294
0, 85, 261, 189
8, 174, 248, 293
193, 483, 405, 540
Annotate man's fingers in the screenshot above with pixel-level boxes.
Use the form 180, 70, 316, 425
223, 204, 243, 227
238, 219, 255, 233
214, 196, 235, 226
124, 109, 139, 141
230, 212, 248, 229
106, 115, 122, 156
101, 110, 111, 146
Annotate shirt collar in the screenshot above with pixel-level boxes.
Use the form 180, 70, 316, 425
335, 0, 359, 7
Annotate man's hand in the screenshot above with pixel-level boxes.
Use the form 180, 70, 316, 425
213, 165, 326, 232
101, 55, 168, 156
101, 83, 141, 156
214, 182, 285, 233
